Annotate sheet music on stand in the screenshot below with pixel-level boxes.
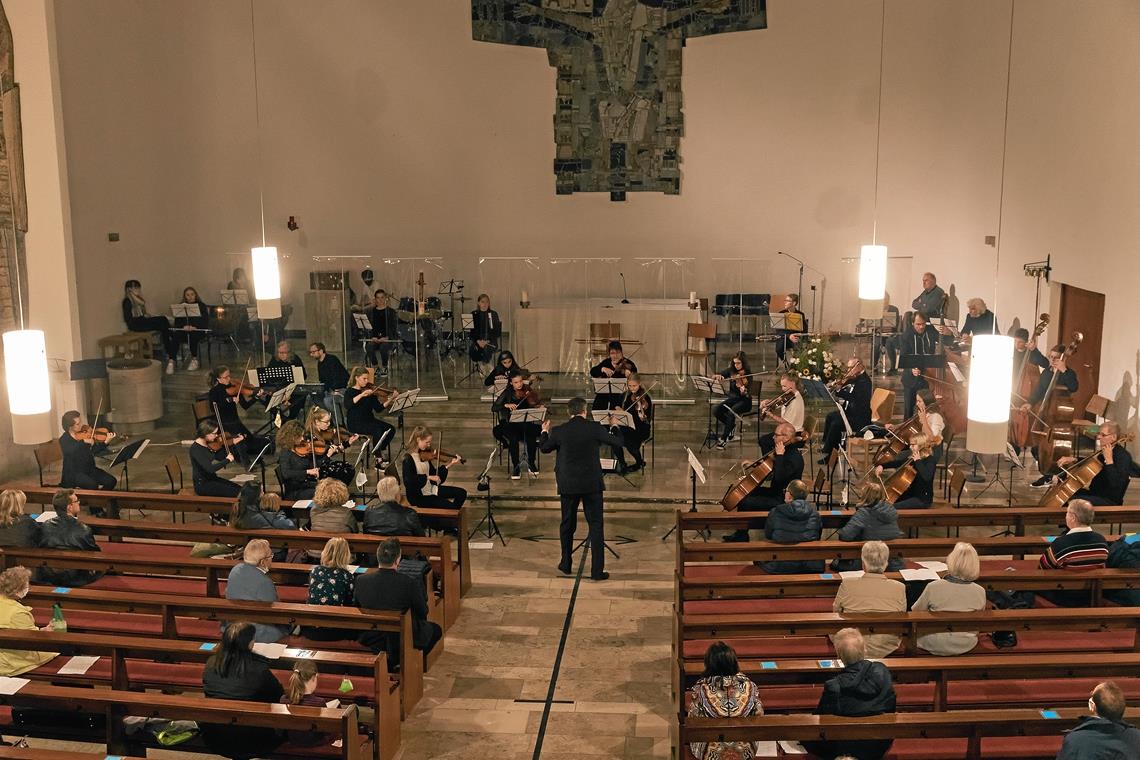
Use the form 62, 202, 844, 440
769, 313, 804, 332
253, 364, 303, 388
492, 376, 508, 396
265, 383, 296, 413
510, 408, 547, 425
352, 313, 371, 333
685, 446, 706, 484
110, 438, 149, 467
692, 375, 726, 397
592, 377, 626, 395
170, 304, 198, 319
220, 289, 250, 306
461, 314, 475, 330
800, 378, 831, 402
591, 409, 633, 428
386, 388, 420, 415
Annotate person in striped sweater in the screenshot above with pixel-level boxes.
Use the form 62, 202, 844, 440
1038, 499, 1108, 606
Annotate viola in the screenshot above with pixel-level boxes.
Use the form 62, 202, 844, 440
417, 447, 466, 465
292, 437, 329, 458
511, 383, 542, 408
206, 432, 241, 452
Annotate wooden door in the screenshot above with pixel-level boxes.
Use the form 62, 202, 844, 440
1055, 283, 1105, 417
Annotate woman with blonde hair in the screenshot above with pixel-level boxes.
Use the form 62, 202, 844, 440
303, 537, 356, 641
0, 566, 58, 676
910, 542, 987, 655
0, 490, 38, 548
874, 431, 938, 508
302, 407, 358, 487
401, 426, 466, 510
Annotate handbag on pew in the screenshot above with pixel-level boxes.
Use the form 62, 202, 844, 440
396, 554, 431, 594
985, 588, 1035, 649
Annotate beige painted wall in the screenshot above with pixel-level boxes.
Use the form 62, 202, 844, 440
50, 0, 1139, 412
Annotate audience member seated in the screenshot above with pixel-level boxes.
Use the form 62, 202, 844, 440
355, 538, 441, 666
230, 483, 296, 532
303, 537, 355, 642
0, 489, 39, 548
802, 627, 897, 760
1038, 498, 1108, 607
306, 478, 357, 561
1055, 680, 1140, 759
1105, 534, 1140, 606
224, 539, 290, 644
831, 542, 906, 658
758, 479, 822, 574
201, 621, 286, 760
910, 542, 986, 655
35, 489, 103, 588
282, 660, 332, 747
833, 484, 903, 572
362, 477, 425, 537
0, 566, 58, 676
686, 641, 763, 760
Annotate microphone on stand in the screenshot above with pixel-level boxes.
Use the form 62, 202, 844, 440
620, 272, 630, 304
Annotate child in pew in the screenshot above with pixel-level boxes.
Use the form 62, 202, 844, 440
0, 566, 58, 676
202, 622, 286, 760
282, 659, 375, 750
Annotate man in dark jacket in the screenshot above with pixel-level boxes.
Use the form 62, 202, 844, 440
36, 489, 103, 587
724, 423, 804, 542
1056, 681, 1140, 759
366, 291, 400, 374
1105, 534, 1140, 606
354, 538, 441, 665
58, 410, 117, 490
362, 477, 425, 537
1041, 422, 1140, 505
540, 397, 621, 580
759, 480, 822, 574
819, 358, 872, 464
802, 627, 897, 760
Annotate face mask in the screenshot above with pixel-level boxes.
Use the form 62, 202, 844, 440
258, 563, 270, 574
16, 587, 28, 599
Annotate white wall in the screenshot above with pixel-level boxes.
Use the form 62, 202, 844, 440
50, 0, 1140, 406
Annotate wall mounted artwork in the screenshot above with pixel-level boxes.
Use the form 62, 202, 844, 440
472, 0, 767, 201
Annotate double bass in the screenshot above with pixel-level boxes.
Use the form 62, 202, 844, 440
1038, 433, 1135, 508
1009, 314, 1049, 449
1032, 332, 1083, 472
721, 431, 809, 511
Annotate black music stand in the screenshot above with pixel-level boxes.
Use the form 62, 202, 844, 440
662, 447, 708, 541
692, 375, 723, 451
385, 388, 420, 446
471, 447, 504, 545
510, 407, 547, 479
110, 438, 149, 491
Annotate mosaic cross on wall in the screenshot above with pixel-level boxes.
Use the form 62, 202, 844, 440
472, 0, 767, 201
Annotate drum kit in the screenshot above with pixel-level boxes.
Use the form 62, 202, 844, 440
392, 279, 470, 357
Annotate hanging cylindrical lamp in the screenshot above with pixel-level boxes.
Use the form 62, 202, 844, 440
251, 245, 282, 319
966, 334, 1015, 453
858, 244, 888, 318
4, 329, 53, 444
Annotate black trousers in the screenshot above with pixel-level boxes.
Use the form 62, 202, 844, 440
592, 393, 622, 412
126, 316, 178, 359
1070, 489, 1115, 507
68, 468, 118, 491
366, 340, 398, 368
505, 422, 539, 469
821, 411, 847, 455
469, 341, 495, 363
715, 397, 751, 438
173, 329, 204, 358
195, 479, 242, 498
616, 424, 649, 467
560, 491, 605, 578
894, 496, 932, 509
412, 484, 466, 510
350, 418, 395, 455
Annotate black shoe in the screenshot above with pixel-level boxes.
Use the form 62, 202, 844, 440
511, 466, 522, 480
722, 530, 749, 543
590, 572, 610, 581
557, 561, 572, 576
1030, 475, 1051, 488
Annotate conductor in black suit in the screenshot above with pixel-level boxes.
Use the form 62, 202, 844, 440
540, 397, 620, 581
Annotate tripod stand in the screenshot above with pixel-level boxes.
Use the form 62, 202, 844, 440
470, 448, 504, 545
438, 279, 468, 358
694, 376, 721, 451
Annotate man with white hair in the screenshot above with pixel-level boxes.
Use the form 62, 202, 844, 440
832, 541, 906, 658
802, 627, 897, 760
224, 539, 290, 643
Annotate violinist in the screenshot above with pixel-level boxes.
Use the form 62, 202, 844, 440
899, 311, 938, 418
484, 350, 522, 388
757, 374, 805, 452
590, 341, 637, 411
207, 366, 271, 462
1034, 422, 1140, 505
712, 352, 752, 450
275, 421, 319, 500
819, 358, 873, 465
401, 426, 467, 510
58, 411, 117, 491
189, 420, 242, 498
366, 290, 400, 376
344, 367, 397, 453
1023, 341, 1079, 484
172, 286, 210, 372
612, 373, 653, 474
774, 294, 806, 367
873, 433, 938, 508
723, 423, 804, 542
121, 279, 178, 375
493, 373, 544, 479
468, 293, 501, 366
303, 406, 358, 488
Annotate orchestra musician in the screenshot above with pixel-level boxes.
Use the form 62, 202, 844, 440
401, 426, 467, 510
610, 373, 653, 474
939, 297, 998, 358
712, 352, 752, 450
173, 286, 210, 372
874, 433, 938, 508
275, 420, 319, 500
493, 373, 544, 479
468, 293, 502, 366
723, 423, 805, 542
899, 311, 939, 419
59, 410, 117, 491
343, 366, 397, 457
897, 389, 945, 446
818, 358, 872, 465
308, 342, 349, 414
591, 340, 637, 411
1033, 422, 1140, 505
206, 365, 272, 463
189, 420, 242, 499
757, 373, 806, 453
484, 350, 522, 387
266, 340, 306, 421
121, 279, 179, 375
304, 406, 358, 488
774, 294, 806, 367
366, 290, 400, 375
1023, 341, 1080, 484
911, 272, 946, 319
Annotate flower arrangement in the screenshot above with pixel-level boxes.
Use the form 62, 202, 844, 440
787, 335, 842, 382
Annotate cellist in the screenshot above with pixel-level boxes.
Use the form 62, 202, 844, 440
1023, 341, 1079, 486
723, 423, 804, 542
873, 433, 938, 508
1034, 422, 1140, 505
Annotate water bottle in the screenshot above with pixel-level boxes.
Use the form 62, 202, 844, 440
51, 603, 67, 632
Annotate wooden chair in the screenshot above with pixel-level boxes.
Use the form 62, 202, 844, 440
164, 455, 189, 495
680, 322, 717, 377
192, 396, 213, 426
583, 322, 621, 358
33, 440, 63, 487
801, 413, 818, 470
870, 387, 895, 424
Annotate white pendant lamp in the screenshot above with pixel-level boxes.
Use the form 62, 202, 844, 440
251, 245, 281, 319
966, 334, 1015, 453
4, 329, 53, 444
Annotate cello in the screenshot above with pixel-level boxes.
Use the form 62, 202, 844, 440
1032, 332, 1083, 473
1009, 314, 1049, 450
721, 431, 809, 511
1037, 433, 1135, 508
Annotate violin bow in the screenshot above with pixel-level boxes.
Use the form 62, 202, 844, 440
211, 402, 232, 458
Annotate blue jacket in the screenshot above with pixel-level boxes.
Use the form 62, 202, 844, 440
1056, 716, 1140, 760
224, 562, 291, 643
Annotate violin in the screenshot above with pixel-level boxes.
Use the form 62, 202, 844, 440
207, 432, 242, 452
827, 360, 862, 392
417, 447, 466, 465
759, 388, 796, 421
361, 383, 396, 400
292, 436, 330, 458
226, 381, 262, 401
72, 425, 118, 444
511, 381, 542, 408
